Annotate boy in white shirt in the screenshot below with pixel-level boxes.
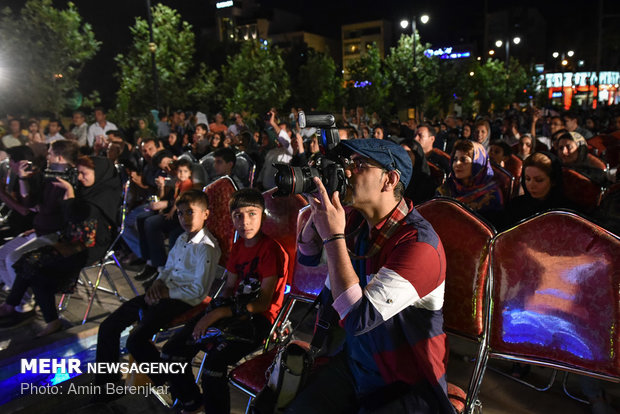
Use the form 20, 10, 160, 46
94, 189, 221, 390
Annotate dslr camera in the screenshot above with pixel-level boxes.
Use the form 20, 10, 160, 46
44, 166, 79, 188
273, 112, 347, 199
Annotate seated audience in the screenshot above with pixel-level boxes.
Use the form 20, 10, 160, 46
158, 188, 288, 413
0, 156, 121, 336
95, 190, 221, 392
556, 130, 607, 185
437, 140, 504, 217
488, 140, 512, 168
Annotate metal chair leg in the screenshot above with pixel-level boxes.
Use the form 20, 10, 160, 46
562, 372, 590, 404
82, 262, 107, 324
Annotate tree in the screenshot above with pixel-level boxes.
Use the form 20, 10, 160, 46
0, 0, 100, 116
111, 4, 217, 126
470, 58, 530, 113
384, 33, 438, 115
346, 45, 390, 118
295, 50, 342, 111
219, 40, 290, 119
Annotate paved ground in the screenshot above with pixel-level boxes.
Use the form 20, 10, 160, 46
1, 263, 618, 413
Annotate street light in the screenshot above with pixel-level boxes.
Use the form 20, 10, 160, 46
552, 50, 577, 108
494, 36, 521, 65
400, 14, 430, 71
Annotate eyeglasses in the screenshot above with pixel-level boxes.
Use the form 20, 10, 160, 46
345, 158, 385, 173
452, 156, 473, 164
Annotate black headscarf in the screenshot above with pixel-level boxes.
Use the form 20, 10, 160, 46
75, 156, 122, 227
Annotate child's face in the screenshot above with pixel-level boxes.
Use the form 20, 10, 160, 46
176, 166, 191, 182
177, 202, 209, 235
231, 206, 263, 242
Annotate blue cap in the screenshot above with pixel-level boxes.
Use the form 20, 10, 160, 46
340, 138, 412, 187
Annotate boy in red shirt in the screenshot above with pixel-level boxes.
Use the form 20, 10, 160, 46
160, 188, 288, 413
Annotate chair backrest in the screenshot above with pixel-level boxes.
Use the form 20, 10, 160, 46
427, 160, 446, 187
416, 197, 495, 339
261, 188, 308, 284
504, 154, 523, 196
587, 135, 607, 157
490, 163, 514, 201
233, 151, 255, 188
203, 176, 237, 266
289, 205, 329, 302
587, 153, 608, 171
561, 167, 603, 212
200, 152, 215, 182
191, 162, 209, 188
489, 211, 620, 378
431, 147, 451, 164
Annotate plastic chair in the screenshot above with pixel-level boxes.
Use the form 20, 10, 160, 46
261, 188, 308, 286
203, 176, 238, 267
65, 179, 140, 324
587, 135, 607, 157
228, 205, 325, 413
233, 152, 256, 188
416, 197, 495, 413
586, 153, 608, 171
431, 147, 451, 164
467, 211, 620, 412
490, 163, 514, 201
504, 155, 523, 197
428, 160, 446, 187
561, 167, 603, 213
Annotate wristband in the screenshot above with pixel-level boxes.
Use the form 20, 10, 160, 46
322, 233, 345, 245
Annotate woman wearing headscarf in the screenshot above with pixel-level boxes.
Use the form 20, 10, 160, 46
437, 139, 504, 216
502, 152, 574, 230
0, 156, 121, 336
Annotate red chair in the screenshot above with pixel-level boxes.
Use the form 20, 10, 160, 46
431, 147, 451, 164
490, 163, 514, 201
417, 198, 495, 413
203, 176, 238, 267
561, 167, 603, 213
228, 205, 325, 413
504, 155, 522, 197
587, 135, 607, 157
586, 153, 608, 171
468, 211, 620, 410
261, 188, 308, 286
428, 160, 446, 187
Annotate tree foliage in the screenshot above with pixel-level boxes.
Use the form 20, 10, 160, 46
295, 50, 341, 111
0, 0, 100, 116
469, 58, 530, 113
384, 33, 438, 113
346, 45, 390, 117
219, 40, 290, 119
111, 4, 217, 126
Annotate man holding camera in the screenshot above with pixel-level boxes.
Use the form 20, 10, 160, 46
289, 138, 454, 413
0, 140, 78, 325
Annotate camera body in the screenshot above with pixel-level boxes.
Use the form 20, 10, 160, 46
273, 111, 347, 198
43, 167, 79, 188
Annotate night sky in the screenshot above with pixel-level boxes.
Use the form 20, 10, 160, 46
3, 0, 618, 108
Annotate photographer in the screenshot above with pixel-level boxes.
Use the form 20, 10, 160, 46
0, 157, 121, 336
0, 141, 78, 321
288, 138, 454, 413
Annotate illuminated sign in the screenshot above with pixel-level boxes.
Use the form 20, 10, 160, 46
216, 1, 234, 9
541, 71, 620, 88
424, 47, 471, 60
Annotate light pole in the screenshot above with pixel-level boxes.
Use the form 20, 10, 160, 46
400, 14, 429, 72
552, 50, 575, 108
146, 0, 160, 111
494, 36, 521, 66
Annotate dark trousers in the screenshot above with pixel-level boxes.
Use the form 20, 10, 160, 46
161, 313, 270, 413
95, 294, 192, 386
6, 250, 86, 323
141, 213, 183, 267
285, 352, 450, 414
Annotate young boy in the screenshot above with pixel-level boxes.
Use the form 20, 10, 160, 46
160, 188, 288, 414
95, 190, 221, 390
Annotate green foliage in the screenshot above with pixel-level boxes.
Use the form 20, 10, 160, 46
469, 58, 530, 113
219, 40, 290, 120
346, 45, 390, 117
111, 4, 217, 126
384, 33, 438, 113
295, 50, 341, 111
0, 0, 100, 116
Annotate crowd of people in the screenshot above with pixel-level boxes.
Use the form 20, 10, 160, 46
0, 102, 618, 413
